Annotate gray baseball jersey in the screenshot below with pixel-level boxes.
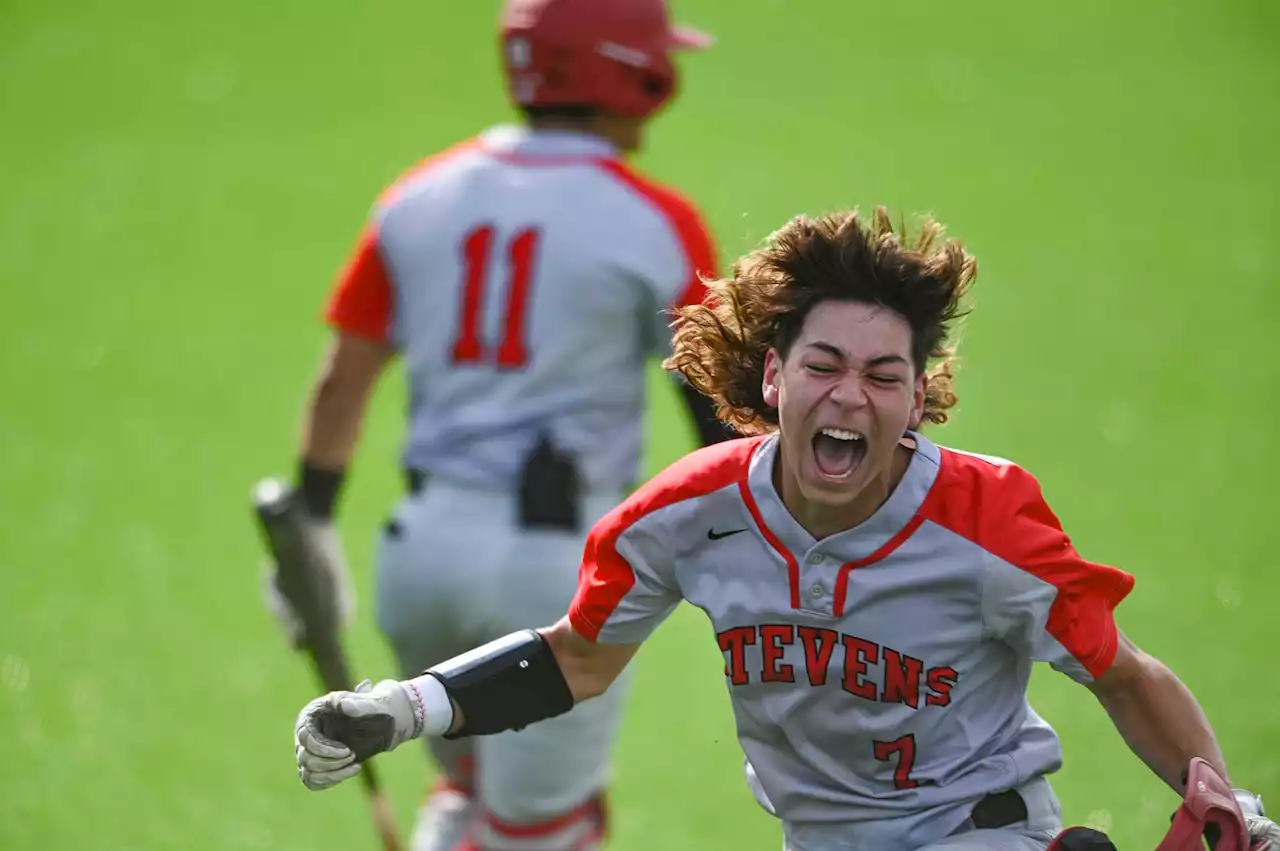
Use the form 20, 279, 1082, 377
324, 124, 718, 492
569, 432, 1135, 851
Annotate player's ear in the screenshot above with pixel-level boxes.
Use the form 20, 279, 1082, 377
762, 347, 782, 409
907, 371, 926, 430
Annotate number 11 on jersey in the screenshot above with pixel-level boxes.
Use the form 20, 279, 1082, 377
451, 225, 542, 369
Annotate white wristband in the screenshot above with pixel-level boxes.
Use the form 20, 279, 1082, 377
1235, 788, 1266, 818
403, 674, 455, 738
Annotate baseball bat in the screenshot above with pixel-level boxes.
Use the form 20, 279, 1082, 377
251, 478, 403, 851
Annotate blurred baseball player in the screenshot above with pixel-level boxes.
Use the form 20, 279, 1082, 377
263, 0, 732, 848
291, 206, 1280, 851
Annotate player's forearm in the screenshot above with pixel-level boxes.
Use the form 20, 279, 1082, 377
296, 334, 392, 516
1091, 648, 1229, 794
540, 617, 634, 702
401, 619, 633, 742
295, 374, 371, 519
301, 367, 375, 469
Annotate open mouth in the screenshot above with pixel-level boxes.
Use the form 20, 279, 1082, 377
811, 427, 867, 482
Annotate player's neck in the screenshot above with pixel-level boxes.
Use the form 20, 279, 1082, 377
525, 116, 639, 154
775, 444, 913, 540
528, 117, 595, 135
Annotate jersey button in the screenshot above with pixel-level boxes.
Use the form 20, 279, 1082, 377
810, 583, 824, 598
806, 553, 825, 565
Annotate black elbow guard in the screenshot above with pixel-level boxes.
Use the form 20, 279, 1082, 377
424, 629, 575, 739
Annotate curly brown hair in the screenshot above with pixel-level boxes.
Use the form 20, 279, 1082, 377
664, 206, 976, 436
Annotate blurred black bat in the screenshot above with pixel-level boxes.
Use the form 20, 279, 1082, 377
251, 477, 402, 851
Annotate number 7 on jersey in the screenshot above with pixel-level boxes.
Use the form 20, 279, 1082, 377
874, 734, 919, 790
451, 225, 542, 369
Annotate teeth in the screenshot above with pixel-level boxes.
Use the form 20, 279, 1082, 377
820, 428, 863, 441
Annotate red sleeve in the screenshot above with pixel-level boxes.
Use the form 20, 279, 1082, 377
596, 161, 720, 309
324, 226, 394, 343
568, 519, 637, 642
921, 450, 1136, 680
999, 484, 1133, 679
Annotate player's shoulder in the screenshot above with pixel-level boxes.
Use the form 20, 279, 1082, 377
596, 160, 703, 215
595, 435, 765, 540
921, 441, 1055, 542
935, 444, 1040, 491
594, 161, 715, 240
374, 136, 487, 209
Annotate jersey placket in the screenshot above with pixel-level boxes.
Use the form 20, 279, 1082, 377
742, 434, 941, 618
797, 547, 838, 617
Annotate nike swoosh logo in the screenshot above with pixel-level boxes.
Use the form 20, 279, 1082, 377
707, 527, 749, 541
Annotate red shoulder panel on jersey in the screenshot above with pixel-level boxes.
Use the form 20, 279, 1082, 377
918, 448, 1135, 679
595, 161, 720, 308
324, 139, 483, 343
569, 436, 765, 642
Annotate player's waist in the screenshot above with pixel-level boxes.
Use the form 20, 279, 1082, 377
401, 434, 643, 495
402, 463, 633, 498
779, 775, 1059, 851
750, 734, 1062, 826
402, 464, 627, 532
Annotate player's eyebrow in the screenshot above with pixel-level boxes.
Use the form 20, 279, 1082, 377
864, 354, 910, 369
805, 341, 846, 359
805, 342, 910, 369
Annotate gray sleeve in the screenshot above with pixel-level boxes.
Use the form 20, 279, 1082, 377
568, 510, 682, 646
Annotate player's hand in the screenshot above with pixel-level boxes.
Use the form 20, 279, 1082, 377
295, 679, 423, 791
1247, 817, 1280, 851
263, 514, 354, 648
1235, 790, 1279, 851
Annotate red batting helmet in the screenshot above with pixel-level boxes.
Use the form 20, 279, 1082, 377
498, 0, 713, 119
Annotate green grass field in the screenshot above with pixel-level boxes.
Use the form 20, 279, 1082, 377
3, 1, 1279, 849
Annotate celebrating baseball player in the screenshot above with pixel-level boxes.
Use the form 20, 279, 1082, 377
264, 0, 731, 849
291, 207, 1280, 851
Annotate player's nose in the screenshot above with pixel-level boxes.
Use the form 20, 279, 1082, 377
828, 373, 870, 408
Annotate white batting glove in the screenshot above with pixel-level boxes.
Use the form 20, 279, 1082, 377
294, 696, 361, 791
294, 677, 453, 791
263, 517, 355, 648
1235, 790, 1280, 851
